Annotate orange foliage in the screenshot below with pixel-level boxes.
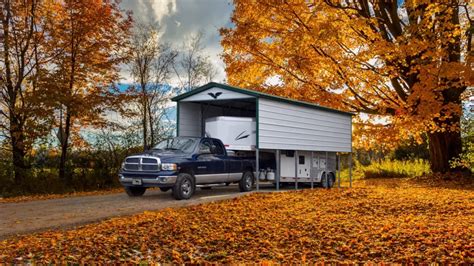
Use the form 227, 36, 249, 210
0, 182, 472, 263
221, 1, 472, 153
41, 0, 132, 127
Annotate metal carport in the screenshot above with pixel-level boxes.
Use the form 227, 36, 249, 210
172, 82, 353, 189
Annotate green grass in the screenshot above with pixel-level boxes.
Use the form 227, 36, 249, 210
357, 159, 430, 179
335, 159, 431, 187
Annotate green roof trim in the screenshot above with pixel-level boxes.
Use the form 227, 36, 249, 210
172, 82, 354, 116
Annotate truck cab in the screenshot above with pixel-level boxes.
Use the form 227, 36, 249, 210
119, 137, 256, 200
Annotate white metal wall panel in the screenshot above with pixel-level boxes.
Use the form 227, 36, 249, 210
178, 102, 201, 137
259, 99, 352, 152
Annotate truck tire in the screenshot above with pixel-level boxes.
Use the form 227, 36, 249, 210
327, 172, 335, 188
172, 173, 195, 200
239, 171, 254, 192
125, 187, 146, 197
159, 187, 171, 192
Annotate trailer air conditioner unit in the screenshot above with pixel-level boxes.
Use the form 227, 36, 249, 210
205, 116, 256, 151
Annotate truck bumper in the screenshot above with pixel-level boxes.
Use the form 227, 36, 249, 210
119, 174, 177, 187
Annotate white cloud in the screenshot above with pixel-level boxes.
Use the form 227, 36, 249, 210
123, 0, 178, 24
149, 0, 177, 23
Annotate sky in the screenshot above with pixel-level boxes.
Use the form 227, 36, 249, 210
119, 0, 234, 83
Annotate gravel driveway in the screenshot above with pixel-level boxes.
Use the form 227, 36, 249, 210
0, 186, 252, 240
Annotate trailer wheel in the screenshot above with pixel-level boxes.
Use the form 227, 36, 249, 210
239, 171, 254, 192
321, 172, 334, 189
125, 187, 146, 197
321, 173, 329, 188
172, 173, 195, 200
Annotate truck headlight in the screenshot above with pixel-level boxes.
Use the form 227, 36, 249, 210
121, 162, 125, 170
161, 163, 177, 171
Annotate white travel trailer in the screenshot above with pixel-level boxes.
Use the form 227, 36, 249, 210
173, 82, 353, 189
205, 116, 256, 151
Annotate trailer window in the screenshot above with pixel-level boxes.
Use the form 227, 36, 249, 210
299, 156, 305, 165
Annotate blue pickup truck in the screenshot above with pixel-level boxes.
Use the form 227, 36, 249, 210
119, 137, 256, 200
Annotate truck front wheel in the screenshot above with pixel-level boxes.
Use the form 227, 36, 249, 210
239, 171, 254, 192
172, 173, 195, 200
125, 187, 146, 197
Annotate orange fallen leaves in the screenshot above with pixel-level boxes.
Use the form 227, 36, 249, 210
0, 182, 473, 263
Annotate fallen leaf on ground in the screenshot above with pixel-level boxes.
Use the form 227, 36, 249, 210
0, 179, 473, 263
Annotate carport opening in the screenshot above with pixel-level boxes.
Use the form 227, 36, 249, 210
198, 98, 257, 137
178, 98, 257, 138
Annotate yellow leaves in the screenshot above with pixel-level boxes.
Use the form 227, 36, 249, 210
1, 180, 474, 263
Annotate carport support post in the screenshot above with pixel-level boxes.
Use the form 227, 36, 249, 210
349, 152, 353, 188
294, 150, 298, 190
310, 152, 314, 189
325, 151, 328, 187
337, 153, 341, 188
276, 150, 280, 191
256, 148, 260, 191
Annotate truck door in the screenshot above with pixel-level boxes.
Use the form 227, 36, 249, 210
212, 139, 242, 182
194, 139, 226, 184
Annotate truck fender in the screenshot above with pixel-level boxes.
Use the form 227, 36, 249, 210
178, 167, 196, 183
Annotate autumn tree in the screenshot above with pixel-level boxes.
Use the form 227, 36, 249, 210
0, 0, 52, 184
129, 23, 178, 150
177, 31, 217, 91
221, 0, 473, 173
42, 0, 131, 181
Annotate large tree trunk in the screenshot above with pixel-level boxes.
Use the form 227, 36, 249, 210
10, 118, 27, 185
428, 130, 462, 173
59, 111, 71, 182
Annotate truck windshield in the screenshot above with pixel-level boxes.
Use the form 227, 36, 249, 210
153, 137, 198, 153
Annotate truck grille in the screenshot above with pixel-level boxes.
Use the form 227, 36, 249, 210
124, 156, 160, 171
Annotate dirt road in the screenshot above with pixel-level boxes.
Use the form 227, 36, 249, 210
0, 186, 251, 239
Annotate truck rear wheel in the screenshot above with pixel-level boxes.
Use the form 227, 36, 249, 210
125, 187, 146, 197
172, 173, 195, 200
239, 171, 254, 192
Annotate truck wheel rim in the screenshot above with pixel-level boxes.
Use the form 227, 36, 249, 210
245, 175, 252, 188
182, 179, 191, 195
